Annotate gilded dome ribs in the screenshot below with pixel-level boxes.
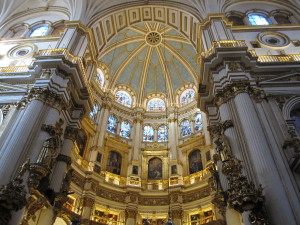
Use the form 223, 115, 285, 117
109, 42, 147, 89
137, 47, 154, 104
156, 46, 174, 102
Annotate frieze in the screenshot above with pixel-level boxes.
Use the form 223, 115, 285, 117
138, 196, 169, 206
182, 186, 211, 203
96, 187, 126, 203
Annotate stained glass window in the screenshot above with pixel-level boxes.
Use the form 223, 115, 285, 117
96, 69, 105, 86
29, 25, 49, 37
115, 91, 131, 107
89, 104, 99, 120
143, 126, 154, 142
194, 113, 203, 132
120, 121, 131, 139
106, 115, 117, 133
158, 125, 168, 142
181, 89, 195, 105
248, 14, 270, 25
181, 120, 192, 138
147, 98, 165, 111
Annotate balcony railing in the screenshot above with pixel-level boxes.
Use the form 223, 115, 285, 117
257, 54, 300, 62
0, 66, 29, 73
202, 40, 247, 58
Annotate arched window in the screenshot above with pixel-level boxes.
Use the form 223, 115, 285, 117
106, 115, 117, 133
147, 98, 165, 111
194, 113, 203, 132
96, 69, 105, 86
143, 126, 154, 142
106, 151, 122, 175
148, 157, 162, 179
180, 89, 195, 106
274, 14, 291, 24
181, 120, 192, 138
120, 121, 131, 139
228, 16, 245, 25
115, 91, 131, 107
158, 125, 168, 142
29, 25, 49, 37
189, 150, 203, 174
248, 14, 270, 25
89, 104, 99, 120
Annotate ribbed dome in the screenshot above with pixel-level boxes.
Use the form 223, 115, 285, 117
99, 22, 198, 105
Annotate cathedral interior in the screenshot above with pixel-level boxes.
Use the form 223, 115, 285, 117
0, 0, 300, 225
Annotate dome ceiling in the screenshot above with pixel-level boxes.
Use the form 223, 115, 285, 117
99, 22, 198, 104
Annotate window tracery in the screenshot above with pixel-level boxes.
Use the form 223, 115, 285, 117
147, 98, 165, 111
89, 104, 99, 120
29, 25, 49, 37
157, 125, 168, 142
194, 113, 203, 132
115, 91, 131, 107
143, 125, 154, 142
106, 115, 117, 133
181, 120, 192, 138
120, 121, 131, 139
180, 89, 195, 106
248, 14, 270, 25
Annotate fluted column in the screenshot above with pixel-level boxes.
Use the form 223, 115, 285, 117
50, 127, 77, 192
125, 209, 137, 225
234, 92, 297, 225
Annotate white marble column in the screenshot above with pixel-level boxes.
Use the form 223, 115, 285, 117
98, 104, 110, 147
234, 92, 297, 225
36, 209, 55, 225
168, 119, 178, 160
132, 118, 142, 161
0, 99, 44, 185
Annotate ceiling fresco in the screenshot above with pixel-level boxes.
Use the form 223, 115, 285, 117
99, 22, 198, 102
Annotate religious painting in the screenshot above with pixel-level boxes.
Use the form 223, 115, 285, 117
132, 165, 138, 175
148, 157, 162, 180
76, 130, 87, 157
96, 152, 102, 162
191, 214, 200, 221
106, 151, 122, 175
189, 150, 203, 174
171, 165, 177, 175
106, 115, 117, 133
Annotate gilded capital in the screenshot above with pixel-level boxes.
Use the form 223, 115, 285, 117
125, 209, 137, 219
82, 196, 95, 208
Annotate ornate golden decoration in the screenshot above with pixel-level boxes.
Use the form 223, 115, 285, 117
125, 209, 137, 219
146, 32, 161, 46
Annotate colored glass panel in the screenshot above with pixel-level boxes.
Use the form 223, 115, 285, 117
115, 91, 131, 107
143, 125, 154, 142
157, 125, 168, 142
106, 115, 117, 133
29, 25, 49, 37
96, 70, 105, 86
147, 98, 166, 111
181, 89, 195, 105
89, 104, 99, 120
248, 14, 270, 25
181, 120, 191, 138
120, 121, 131, 138
194, 113, 203, 132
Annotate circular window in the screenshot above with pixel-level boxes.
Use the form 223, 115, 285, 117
257, 31, 290, 47
7, 44, 37, 59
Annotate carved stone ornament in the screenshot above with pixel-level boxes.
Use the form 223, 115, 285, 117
18, 88, 66, 111
214, 81, 266, 106
125, 209, 137, 219
211, 191, 227, 217
170, 209, 183, 219
221, 156, 269, 224
208, 120, 233, 138
41, 119, 64, 137
57, 154, 72, 165
283, 128, 300, 173
82, 196, 95, 208
0, 160, 29, 225
64, 126, 79, 142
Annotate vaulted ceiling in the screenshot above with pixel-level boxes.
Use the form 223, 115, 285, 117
98, 22, 198, 103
